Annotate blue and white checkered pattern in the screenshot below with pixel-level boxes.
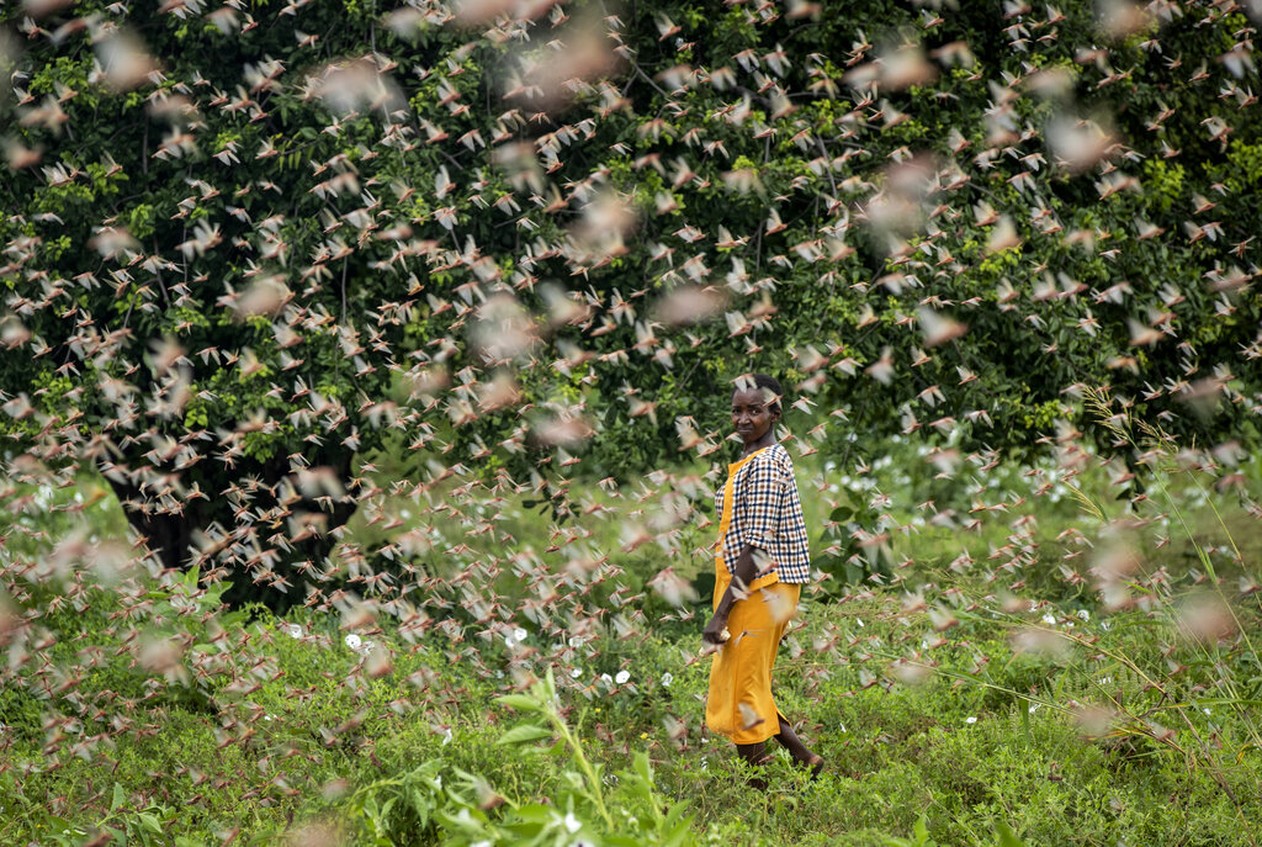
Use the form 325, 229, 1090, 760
715, 443, 811, 584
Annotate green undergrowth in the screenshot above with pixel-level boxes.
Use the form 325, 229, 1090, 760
4, 573, 1262, 846
5, 432, 1262, 845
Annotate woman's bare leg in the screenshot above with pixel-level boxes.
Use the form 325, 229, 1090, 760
774, 715, 823, 774
735, 740, 772, 766
735, 741, 774, 789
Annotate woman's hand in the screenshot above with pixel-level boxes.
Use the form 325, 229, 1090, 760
702, 613, 731, 646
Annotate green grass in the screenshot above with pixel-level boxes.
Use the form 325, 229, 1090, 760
4, 442, 1262, 845
5, 582, 1262, 846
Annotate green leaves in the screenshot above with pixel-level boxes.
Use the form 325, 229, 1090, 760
819, 497, 894, 589
5, 2, 1262, 845
829, 505, 854, 523
495, 693, 542, 712
495, 724, 555, 746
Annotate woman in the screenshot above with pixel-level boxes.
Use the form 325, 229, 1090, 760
702, 373, 822, 781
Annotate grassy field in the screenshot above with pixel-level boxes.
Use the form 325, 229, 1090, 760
3, 437, 1262, 846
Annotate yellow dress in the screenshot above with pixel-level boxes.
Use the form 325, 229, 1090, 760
705, 448, 802, 745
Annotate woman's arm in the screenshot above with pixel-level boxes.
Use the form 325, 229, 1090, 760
702, 543, 770, 644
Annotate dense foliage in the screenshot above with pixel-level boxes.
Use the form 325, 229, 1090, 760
3, 0, 1262, 603
5, 4, 1262, 841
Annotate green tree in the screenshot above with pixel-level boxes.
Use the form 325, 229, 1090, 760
2, 0, 1260, 606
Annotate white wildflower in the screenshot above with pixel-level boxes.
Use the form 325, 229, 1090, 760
615, 670, 630, 685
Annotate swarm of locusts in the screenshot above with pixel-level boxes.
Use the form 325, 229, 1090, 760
2, 0, 1262, 834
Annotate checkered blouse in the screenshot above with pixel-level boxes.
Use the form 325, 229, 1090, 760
715, 442, 811, 584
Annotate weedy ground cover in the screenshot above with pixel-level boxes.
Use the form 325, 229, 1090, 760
4, 574, 1260, 846
4, 426, 1262, 846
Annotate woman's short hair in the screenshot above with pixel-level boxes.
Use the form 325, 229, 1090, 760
733, 373, 784, 415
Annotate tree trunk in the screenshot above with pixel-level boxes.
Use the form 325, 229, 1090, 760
101, 448, 359, 613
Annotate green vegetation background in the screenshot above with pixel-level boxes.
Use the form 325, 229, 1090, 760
5, 431, 1262, 846
4, 0, 1262, 844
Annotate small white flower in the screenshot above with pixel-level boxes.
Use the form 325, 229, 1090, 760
285, 623, 302, 639
570, 668, 583, 679
1028, 703, 1041, 714
441, 727, 453, 746
344, 633, 362, 652
504, 634, 517, 648
1076, 609, 1090, 622
1041, 612, 1057, 626
1203, 707, 1212, 715
660, 672, 674, 687
964, 716, 978, 724
514, 627, 528, 642
1101, 621, 1112, 631
615, 670, 630, 685
563, 812, 582, 834
568, 635, 585, 648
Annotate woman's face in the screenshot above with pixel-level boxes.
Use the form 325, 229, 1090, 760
731, 386, 779, 446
